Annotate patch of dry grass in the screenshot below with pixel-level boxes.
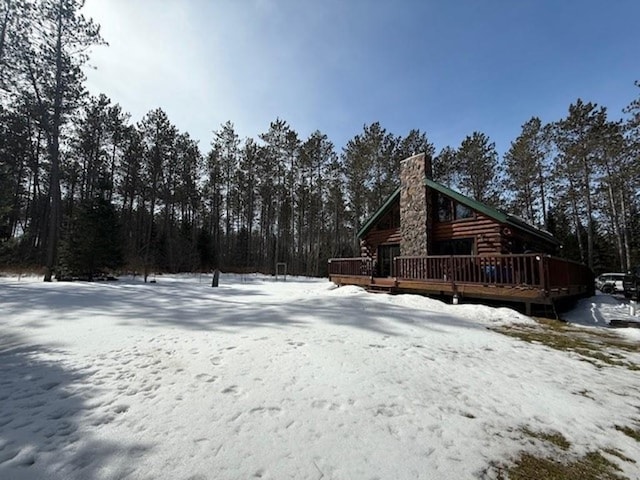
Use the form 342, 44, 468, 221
493, 318, 640, 370
520, 427, 571, 450
485, 427, 632, 480
499, 451, 627, 480
615, 424, 640, 442
602, 448, 637, 464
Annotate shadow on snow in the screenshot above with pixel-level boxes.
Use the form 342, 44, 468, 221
0, 277, 486, 336
0, 331, 150, 480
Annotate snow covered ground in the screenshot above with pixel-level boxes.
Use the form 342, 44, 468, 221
0, 273, 638, 479
564, 291, 640, 340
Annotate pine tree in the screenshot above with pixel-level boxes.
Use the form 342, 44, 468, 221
552, 100, 607, 269
456, 132, 502, 205
259, 119, 299, 272
15, 0, 104, 280
210, 121, 240, 266
343, 122, 397, 238
137, 108, 177, 281
504, 117, 550, 226
394, 129, 435, 167
298, 131, 338, 275
118, 125, 144, 267
236, 138, 260, 268
622, 81, 640, 268
0, 106, 31, 243
58, 197, 122, 279
204, 146, 223, 269
0, 0, 32, 89
433, 146, 458, 187
594, 120, 629, 270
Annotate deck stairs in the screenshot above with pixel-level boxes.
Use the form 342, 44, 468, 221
365, 277, 398, 294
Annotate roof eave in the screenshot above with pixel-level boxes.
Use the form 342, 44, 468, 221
423, 178, 559, 246
356, 188, 400, 239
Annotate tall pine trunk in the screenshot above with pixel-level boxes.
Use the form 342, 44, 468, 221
44, 6, 64, 282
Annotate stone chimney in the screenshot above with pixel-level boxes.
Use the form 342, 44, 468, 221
400, 153, 432, 257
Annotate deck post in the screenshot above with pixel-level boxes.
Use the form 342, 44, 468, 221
539, 255, 547, 291
369, 256, 374, 283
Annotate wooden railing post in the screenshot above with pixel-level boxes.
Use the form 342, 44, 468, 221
539, 255, 548, 291
369, 257, 373, 282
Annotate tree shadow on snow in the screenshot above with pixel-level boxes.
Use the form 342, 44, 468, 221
0, 331, 151, 480
0, 279, 493, 336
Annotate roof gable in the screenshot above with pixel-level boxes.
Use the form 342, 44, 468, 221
424, 178, 559, 245
356, 188, 400, 239
357, 179, 558, 246
424, 178, 509, 223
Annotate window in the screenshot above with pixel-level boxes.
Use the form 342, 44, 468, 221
455, 203, 473, 220
433, 238, 474, 255
435, 193, 475, 222
377, 205, 400, 230
437, 193, 452, 222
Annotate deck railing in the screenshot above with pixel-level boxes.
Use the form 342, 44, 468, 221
395, 254, 548, 287
328, 257, 373, 277
545, 256, 594, 291
329, 254, 593, 292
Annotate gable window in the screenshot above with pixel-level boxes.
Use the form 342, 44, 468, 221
437, 193, 452, 222
455, 203, 473, 220
435, 193, 475, 222
377, 203, 400, 230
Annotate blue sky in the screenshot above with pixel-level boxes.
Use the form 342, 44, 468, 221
83, 0, 640, 157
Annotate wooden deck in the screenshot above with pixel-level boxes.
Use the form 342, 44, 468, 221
328, 254, 594, 313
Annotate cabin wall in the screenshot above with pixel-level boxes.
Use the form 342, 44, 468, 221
360, 196, 401, 263
506, 230, 558, 255
432, 213, 503, 255
360, 227, 402, 262
362, 210, 556, 259
433, 216, 558, 255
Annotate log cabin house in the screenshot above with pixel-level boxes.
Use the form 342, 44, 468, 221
328, 153, 594, 315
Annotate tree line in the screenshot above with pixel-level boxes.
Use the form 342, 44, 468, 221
0, 0, 639, 280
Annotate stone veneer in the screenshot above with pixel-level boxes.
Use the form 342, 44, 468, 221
400, 153, 432, 257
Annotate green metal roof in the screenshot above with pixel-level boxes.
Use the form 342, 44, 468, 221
423, 178, 559, 245
356, 179, 558, 246
356, 187, 400, 239
424, 178, 509, 223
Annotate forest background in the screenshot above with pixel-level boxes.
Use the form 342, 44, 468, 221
1, 0, 639, 280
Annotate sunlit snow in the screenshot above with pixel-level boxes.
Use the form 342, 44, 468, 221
1, 274, 638, 479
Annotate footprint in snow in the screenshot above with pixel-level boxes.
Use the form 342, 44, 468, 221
249, 406, 281, 415
40, 381, 60, 391
195, 373, 218, 383
113, 404, 129, 414
374, 403, 407, 417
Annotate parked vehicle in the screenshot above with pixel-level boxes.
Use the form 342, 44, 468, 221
595, 273, 625, 294
623, 267, 640, 300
